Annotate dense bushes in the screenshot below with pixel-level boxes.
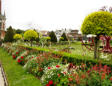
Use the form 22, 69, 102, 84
4, 26, 15, 42
2, 43, 112, 86
20, 45, 112, 67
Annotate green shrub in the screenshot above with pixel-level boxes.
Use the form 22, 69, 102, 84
24, 30, 38, 46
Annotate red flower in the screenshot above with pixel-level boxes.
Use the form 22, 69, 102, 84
56, 65, 60, 68
46, 84, 50, 86
110, 77, 112, 81
17, 59, 21, 63
63, 72, 66, 74
12, 55, 16, 59
36, 57, 39, 59
48, 80, 53, 85
16, 52, 19, 54
58, 74, 60, 77
48, 67, 51, 69
32, 57, 34, 58
101, 73, 106, 80
68, 78, 73, 81
81, 74, 86, 79
87, 70, 91, 74
21, 56, 24, 59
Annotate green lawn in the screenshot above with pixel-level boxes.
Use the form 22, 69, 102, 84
45, 41, 94, 58
0, 48, 42, 86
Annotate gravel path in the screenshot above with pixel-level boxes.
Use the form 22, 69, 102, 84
0, 67, 4, 86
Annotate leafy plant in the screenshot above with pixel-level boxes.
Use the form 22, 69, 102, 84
24, 30, 38, 46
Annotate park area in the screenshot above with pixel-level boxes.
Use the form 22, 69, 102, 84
1, 10, 112, 86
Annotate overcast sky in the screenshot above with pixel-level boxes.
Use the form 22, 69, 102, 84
2, 0, 112, 31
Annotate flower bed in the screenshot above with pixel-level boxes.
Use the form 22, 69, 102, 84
2, 43, 112, 86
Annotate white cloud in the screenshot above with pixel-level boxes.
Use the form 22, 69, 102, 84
2, 0, 112, 31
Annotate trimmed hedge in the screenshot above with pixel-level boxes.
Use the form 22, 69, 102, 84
18, 45, 112, 67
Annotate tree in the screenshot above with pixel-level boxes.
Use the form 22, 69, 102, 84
24, 30, 38, 46
13, 34, 22, 41
60, 33, 68, 41
81, 11, 112, 59
49, 31, 57, 42
16, 29, 24, 34
4, 26, 15, 42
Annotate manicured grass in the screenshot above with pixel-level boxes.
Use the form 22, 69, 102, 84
0, 48, 42, 86
45, 41, 94, 58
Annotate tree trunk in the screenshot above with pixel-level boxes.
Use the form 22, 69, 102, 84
31, 40, 32, 47
103, 36, 111, 52
94, 36, 99, 59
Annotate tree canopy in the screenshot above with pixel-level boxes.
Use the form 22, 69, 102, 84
16, 29, 24, 34
81, 11, 112, 36
49, 31, 57, 42
24, 30, 38, 41
13, 34, 22, 40
60, 33, 68, 41
24, 30, 38, 46
4, 26, 15, 42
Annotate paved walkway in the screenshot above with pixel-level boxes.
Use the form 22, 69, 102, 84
0, 66, 4, 86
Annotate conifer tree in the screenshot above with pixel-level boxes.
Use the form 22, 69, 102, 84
4, 26, 15, 42
49, 31, 57, 42
60, 32, 68, 41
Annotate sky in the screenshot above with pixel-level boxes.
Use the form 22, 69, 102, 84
2, 0, 112, 31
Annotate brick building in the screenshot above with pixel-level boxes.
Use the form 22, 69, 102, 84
0, 0, 6, 39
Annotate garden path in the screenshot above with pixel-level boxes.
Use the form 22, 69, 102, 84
0, 66, 4, 86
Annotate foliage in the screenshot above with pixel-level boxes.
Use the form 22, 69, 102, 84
49, 31, 57, 42
81, 11, 112, 59
24, 57, 39, 76
18, 45, 112, 67
12, 50, 20, 59
24, 30, 38, 40
24, 30, 38, 46
46, 37, 51, 41
4, 26, 15, 42
16, 50, 29, 65
0, 47, 42, 86
15, 29, 24, 34
60, 33, 68, 41
13, 34, 22, 41
2, 43, 112, 86
59, 37, 64, 41
41, 64, 69, 86
81, 11, 112, 35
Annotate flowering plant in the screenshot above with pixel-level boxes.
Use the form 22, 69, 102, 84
24, 57, 39, 76
16, 50, 29, 65
41, 64, 69, 86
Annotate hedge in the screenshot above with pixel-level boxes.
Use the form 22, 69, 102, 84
18, 45, 112, 67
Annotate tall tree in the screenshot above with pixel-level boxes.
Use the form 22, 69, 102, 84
81, 11, 112, 59
24, 30, 38, 46
49, 31, 57, 42
4, 26, 15, 42
60, 32, 68, 41
16, 29, 24, 34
